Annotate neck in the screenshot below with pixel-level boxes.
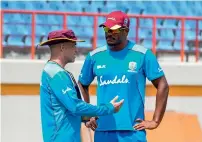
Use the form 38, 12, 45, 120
110, 40, 128, 51
49, 57, 66, 68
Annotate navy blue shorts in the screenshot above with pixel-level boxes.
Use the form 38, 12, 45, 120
94, 130, 147, 142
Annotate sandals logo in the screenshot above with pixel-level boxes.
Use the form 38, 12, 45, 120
99, 75, 130, 86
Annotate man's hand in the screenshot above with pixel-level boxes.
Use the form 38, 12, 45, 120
134, 119, 159, 131
110, 95, 124, 113
86, 96, 124, 131
85, 117, 97, 131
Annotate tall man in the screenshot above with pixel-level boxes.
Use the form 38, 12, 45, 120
78, 11, 169, 142
39, 29, 124, 142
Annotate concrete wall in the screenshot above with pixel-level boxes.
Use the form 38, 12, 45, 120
1, 59, 202, 85
1, 96, 202, 142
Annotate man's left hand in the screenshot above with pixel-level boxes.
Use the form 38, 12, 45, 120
133, 119, 159, 130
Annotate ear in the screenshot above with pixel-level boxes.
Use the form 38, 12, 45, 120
125, 28, 129, 33
60, 43, 64, 51
124, 28, 129, 36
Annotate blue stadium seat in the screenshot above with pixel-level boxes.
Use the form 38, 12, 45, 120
199, 21, 202, 29
143, 3, 162, 15
21, 25, 32, 35
31, 1, 50, 11
116, 3, 130, 13
83, 5, 98, 13
173, 41, 189, 51
126, 1, 144, 14
3, 25, 29, 36
175, 30, 181, 39
186, 1, 202, 16
128, 28, 136, 39
80, 16, 94, 26
24, 36, 41, 46
139, 19, 152, 27
160, 30, 174, 39
185, 31, 196, 40
72, 26, 85, 37
4, 13, 31, 24
161, 3, 178, 16
75, 1, 89, 8
7, 35, 24, 46
142, 40, 152, 49
138, 28, 149, 39
130, 18, 137, 28
98, 16, 106, 25
67, 16, 81, 26
51, 2, 67, 12
2, 35, 8, 46
105, 1, 117, 8
6, 1, 19, 9
61, 1, 80, 12
83, 27, 94, 37
157, 41, 173, 50
5, 1, 28, 10
15, 1, 27, 10
163, 20, 178, 28
139, 28, 160, 39
10, 14, 26, 23
47, 1, 60, 11
47, 15, 63, 25
91, 1, 105, 10
178, 9, 192, 16
3, 14, 13, 23
23, 2, 34, 10
63, 1, 82, 12
36, 14, 48, 24
129, 1, 145, 9
49, 25, 62, 32
137, 19, 162, 28
1, 1, 9, 9
92, 1, 104, 6
3, 25, 12, 35
14, 25, 31, 35
176, 30, 196, 40
35, 25, 50, 36
128, 8, 141, 15
25, 14, 32, 23
177, 20, 196, 30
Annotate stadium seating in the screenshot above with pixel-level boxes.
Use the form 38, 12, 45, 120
1, 1, 202, 51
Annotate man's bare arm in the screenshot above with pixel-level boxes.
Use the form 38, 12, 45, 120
134, 76, 169, 130
151, 76, 169, 125
78, 81, 90, 103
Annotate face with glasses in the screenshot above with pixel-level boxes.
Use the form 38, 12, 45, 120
103, 26, 129, 47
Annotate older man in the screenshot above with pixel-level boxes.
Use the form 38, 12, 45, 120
39, 29, 124, 142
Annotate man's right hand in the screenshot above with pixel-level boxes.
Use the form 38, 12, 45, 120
86, 96, 124, 131
110, 95, 124, 113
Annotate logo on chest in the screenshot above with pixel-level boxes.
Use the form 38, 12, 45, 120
99, 75, 130, 86
97, 65, 106, 69
128, 61, 137, 73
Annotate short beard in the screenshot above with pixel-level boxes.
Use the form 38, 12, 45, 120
107, 40, 122, 47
